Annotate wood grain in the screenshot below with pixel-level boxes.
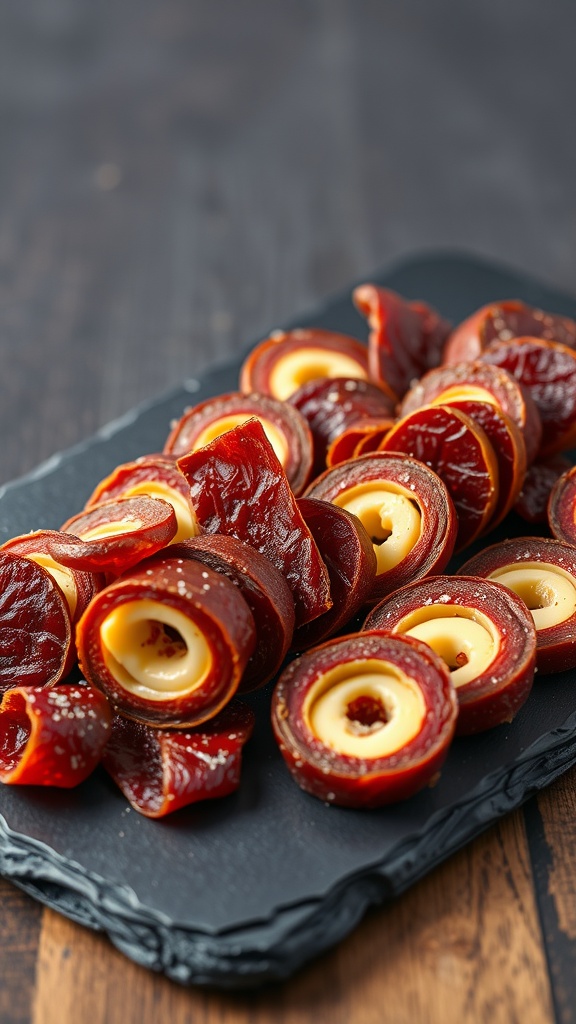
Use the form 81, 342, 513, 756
525, 767, 576, 1024
0, 881, 42, 1024
537, 767, 576, 942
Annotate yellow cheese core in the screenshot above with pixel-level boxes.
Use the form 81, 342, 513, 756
122, 482, 198, 542
304, 659, 426, 759
100, 599, 211, 701
192, 414, 288, 466
487, 561, 576, 629
79, 519, 143, 541
431, 384, 497, 407
332, 482, 421, 574
28, 553, 78, 618
269, 348, 367, 400
394, 604, 499, 688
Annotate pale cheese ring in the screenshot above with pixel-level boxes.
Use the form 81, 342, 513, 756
394, 604, 499, 688
332, 481, 422, 574
100, 598, 211, 702
269, 348, 367, 400
487, 561, 576, 630
304, 658, 426, 759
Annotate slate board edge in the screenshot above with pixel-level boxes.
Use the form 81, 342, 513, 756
2, 706, 576, 988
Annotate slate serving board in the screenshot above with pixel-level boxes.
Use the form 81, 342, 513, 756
1, 251, 576, 988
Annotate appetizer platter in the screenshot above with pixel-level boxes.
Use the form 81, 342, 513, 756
1, 251, 576, 987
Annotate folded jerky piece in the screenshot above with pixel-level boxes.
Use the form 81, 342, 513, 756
76, 556, 256, 728
171, 535, 295, 691
0, 551, 72, 695
164, 392, 314, 497
177, 419, 332, 628
47, 495, 178, 575
0, 683, 112, 786
353, 285, 451, 402
102, 700, 255, 818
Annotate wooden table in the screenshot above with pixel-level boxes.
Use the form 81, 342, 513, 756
1, 2, 576, 1021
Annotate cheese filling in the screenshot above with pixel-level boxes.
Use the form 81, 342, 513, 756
192, 414, 289, 467
431, 384, 497, 407
394, 605, 499, 688
28, 553, 78, 619
79, 519, 143, 541
100, 599, 211, 700
269, 348, 367, 400
332, 483, 421, 574
304, 659, 426, 759
122, 482, 198, 542
487, 561, 576, 629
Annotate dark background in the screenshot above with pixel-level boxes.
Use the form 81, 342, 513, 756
1, 0, 575, 480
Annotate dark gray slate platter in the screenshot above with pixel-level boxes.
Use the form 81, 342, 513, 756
1, 251, 575, 988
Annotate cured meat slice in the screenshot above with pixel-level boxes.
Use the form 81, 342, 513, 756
444, 299, 576, 364
292, 498, 377, 650
481, 336, 576, 456
177, 419, 332, 627
76, 556, 256, 728
0, 551, 72, 695
272, 631, 457, 807
51, 495, 178, 574
460, 537, 576, 674
0, 683, 111, 786
290, 376, 394, 477
85, 454, 197, 543
305, 451, 457, 600
102, 700, 254, 817
364, 575, 536, 735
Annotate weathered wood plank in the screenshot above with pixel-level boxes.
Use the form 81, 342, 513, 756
324, 813, 554, 1024
0, 881, 43, 1024
525, 766, 576, 1024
